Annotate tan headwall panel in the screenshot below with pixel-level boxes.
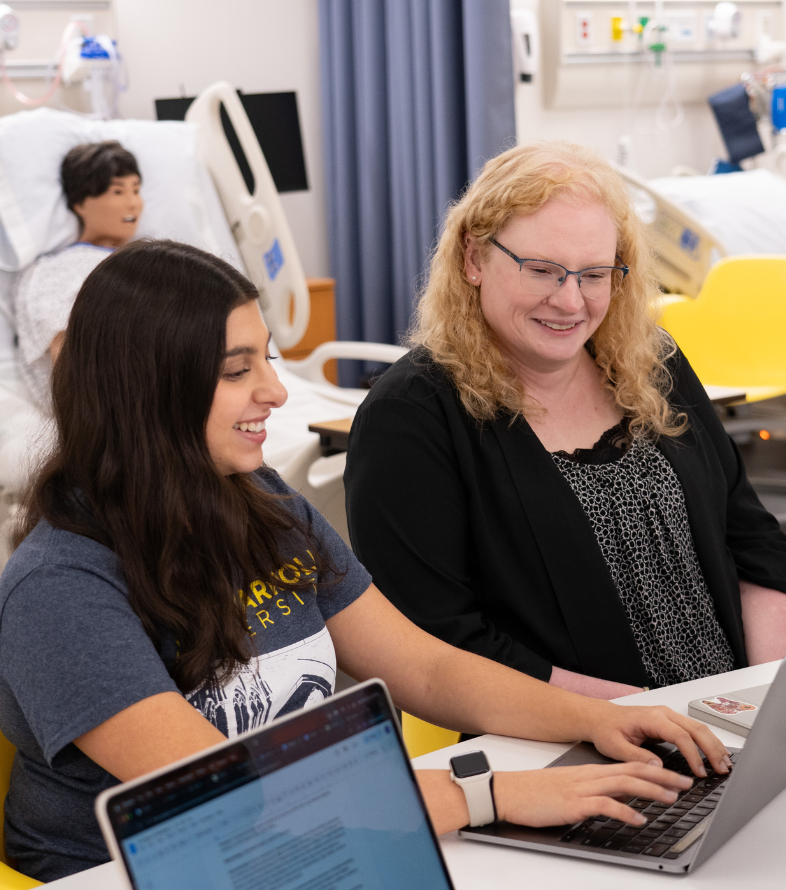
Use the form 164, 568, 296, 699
541, 0, 783, 109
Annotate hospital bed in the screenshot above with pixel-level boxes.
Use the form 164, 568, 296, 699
0, 81, 406, 555
617, 164, 786, 297
616, 165, 726, 299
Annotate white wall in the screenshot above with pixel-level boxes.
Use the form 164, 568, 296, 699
511, 0, 727, 177
114, 0, 330, 277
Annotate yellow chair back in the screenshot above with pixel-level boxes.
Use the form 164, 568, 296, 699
401, 713, 461, 759
657, 256, 786, 402
0, 732, 42, 888
0, 731, 14, 864
0, 862, 42, 890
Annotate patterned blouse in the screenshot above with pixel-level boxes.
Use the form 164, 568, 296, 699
551, 420, 736, 688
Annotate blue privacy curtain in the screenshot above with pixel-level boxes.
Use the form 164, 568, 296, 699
319, 0, 515, 380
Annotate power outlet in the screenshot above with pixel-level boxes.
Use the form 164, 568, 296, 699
666, 12, 698, 44
575, 12, 593, 47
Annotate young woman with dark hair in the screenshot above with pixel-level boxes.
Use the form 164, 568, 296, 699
0, 241, 728, 882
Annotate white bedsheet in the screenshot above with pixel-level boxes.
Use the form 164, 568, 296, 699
263, 362, 365, 475
0, 377, 49, 490
649, 169, 786, 257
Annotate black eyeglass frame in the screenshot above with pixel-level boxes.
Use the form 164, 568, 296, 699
488, 238, 629, 295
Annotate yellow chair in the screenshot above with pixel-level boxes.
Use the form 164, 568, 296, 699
657, 256, 786, 403
401, 713, 461, 759
0, 732, 43, 889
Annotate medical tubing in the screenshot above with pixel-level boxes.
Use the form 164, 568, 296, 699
655, 44, 684, 132
0, 20, 79, 108
631, 40, 652, 134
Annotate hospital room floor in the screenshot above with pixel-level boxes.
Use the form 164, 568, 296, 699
731, 395, 786, 530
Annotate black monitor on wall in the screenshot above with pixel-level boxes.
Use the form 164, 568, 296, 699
155, 90, 309, 194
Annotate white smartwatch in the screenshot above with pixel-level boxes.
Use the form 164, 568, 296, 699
449, 750, 497, 827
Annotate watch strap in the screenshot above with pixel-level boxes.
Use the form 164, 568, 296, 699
450, 767, 496, 827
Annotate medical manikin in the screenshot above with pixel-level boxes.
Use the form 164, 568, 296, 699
14, 140, 142, 407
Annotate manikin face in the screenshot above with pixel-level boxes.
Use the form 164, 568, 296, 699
206, 300, 288, 476
73, 174, 143, 248
464, 199, 618, 377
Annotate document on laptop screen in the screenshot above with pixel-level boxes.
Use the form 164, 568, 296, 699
117, 719, 449, 890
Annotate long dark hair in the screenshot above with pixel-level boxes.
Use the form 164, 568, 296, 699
17, 240, 335, 693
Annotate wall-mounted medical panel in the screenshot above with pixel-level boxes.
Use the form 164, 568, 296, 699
542, 0, 783, 109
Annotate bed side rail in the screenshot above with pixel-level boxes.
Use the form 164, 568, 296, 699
186, 81, 310, 349
614, 165, 727, 298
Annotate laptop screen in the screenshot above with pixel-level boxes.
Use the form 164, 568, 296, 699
100, 682, 453, 890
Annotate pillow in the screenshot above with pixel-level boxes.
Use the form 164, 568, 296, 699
0, 107, 239, 270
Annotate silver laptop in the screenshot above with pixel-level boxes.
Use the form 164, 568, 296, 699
460, 658, 786, 874
96, 680, 454, 890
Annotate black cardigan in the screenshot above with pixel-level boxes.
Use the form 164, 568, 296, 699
345, 346, 786, 688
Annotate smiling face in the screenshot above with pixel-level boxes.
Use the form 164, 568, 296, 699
465, 199, 618, 377
205, 300, 288, 476
73, 174, 143, 248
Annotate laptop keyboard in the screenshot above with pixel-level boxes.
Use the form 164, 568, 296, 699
560, 749, 739, 860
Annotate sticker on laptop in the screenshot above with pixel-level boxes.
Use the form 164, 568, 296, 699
699, 696, 758, 715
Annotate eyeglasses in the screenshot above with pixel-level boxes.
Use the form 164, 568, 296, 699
489, 238, 629, 300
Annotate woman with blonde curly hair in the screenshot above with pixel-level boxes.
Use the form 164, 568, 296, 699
345, 141, 786, 699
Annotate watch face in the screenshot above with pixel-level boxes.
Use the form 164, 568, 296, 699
450, 750, 490, 779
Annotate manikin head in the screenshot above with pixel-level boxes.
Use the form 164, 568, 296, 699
60, 140, 143, 248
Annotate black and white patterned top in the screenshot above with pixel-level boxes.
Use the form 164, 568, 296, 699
552, 421, 735, 688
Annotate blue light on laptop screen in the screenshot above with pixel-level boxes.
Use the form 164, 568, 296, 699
117, 720, 450, 889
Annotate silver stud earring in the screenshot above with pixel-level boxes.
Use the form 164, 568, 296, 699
472, 276, 477, 280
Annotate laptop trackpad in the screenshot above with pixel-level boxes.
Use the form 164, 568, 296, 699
545, 739, 678, 769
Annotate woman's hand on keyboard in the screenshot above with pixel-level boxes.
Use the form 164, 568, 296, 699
493, 762, 693, 829
585, 703, 732, 778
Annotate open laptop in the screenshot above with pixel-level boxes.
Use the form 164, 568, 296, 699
96, 680, 454, 890
460, 658, 786, 874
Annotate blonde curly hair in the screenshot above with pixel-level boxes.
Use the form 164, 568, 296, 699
409, 140, 684, 439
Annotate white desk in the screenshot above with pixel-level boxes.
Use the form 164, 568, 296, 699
44, 662, 782, 889
703, 385, 746, 406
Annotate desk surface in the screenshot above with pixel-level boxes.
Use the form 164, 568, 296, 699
304, 384, 742, 456
703, 385, 747, 406
307, 417, 353, 454
45, 662, 782, 889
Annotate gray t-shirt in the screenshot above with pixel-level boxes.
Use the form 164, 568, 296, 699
0, 470, 371, 882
